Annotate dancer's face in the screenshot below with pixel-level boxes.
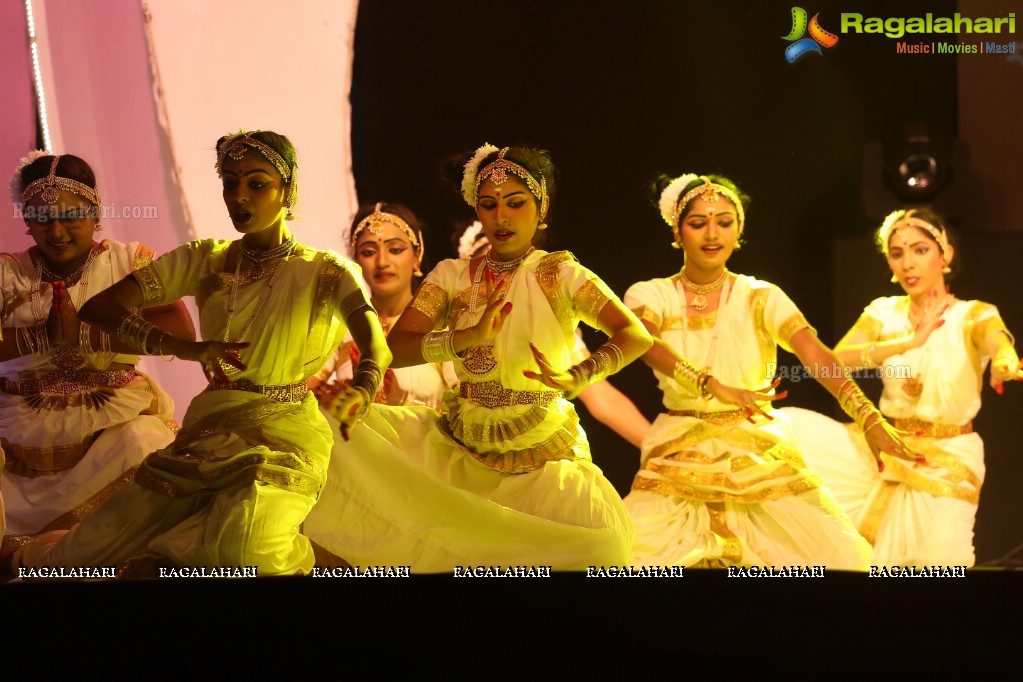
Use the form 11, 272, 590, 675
353, 221, 419, 301
476, 176, 539, 261
221, 151, 288, 236
678, 195, 740, 272
886, 227, 948, 295
23, 189, 98, 272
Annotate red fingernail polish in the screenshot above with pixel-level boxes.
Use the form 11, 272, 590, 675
995, 384, 1004, 395
916, 456, 927, 464
878, 462, 885, 473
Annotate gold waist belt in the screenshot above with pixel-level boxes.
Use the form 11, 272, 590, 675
206, 379, 309, 403
668, 408, 745, 425
893, 417, 973, 439
0, 368, 138, 396
2, 434, 97, 477
459, 381, 561, 409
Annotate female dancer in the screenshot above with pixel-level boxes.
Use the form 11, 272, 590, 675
623, 173, 918, 569
785, 208, 1022, 566
1, 152, 192, 550
456, 220, 651, 447
303, 203, 453, 562
311, 143, 651, 571
9, 131, 388, 576
309, 202, 452, 412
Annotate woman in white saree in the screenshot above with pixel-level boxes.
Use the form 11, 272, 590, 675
1, 152, 191, 552
785, 208, 1022, 566
7, 132, 389, 577
623, 172, 918, 569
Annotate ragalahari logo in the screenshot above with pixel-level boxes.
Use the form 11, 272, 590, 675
783, 7, 839, 62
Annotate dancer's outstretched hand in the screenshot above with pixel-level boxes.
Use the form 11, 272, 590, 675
332, 386, 369, 442
465, 268, 512, 347
523, 343, 577, 395
706, 377, 788, 424
863, 419, 925, 473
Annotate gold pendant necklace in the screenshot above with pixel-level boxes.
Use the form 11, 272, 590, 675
679, 267, 728, 312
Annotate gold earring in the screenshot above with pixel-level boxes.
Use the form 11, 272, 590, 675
94, 223, 103, 232
890, 274, 899, 283
942, 265, 951, 274
538, 223, 547, 230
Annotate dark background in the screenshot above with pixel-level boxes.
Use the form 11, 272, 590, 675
350, 0, 1023, 565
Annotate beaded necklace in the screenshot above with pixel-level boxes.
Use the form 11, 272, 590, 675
240, 234, 297, 279
223, 238, 297, 347
469, 248, 534, 323
484, 246, 534, 275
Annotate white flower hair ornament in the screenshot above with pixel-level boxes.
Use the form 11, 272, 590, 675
876, 208, 951, 259
457, 220, 488, 259
658, 173, 699, 227
9, 149, 50, 210
461, 143, 499, 206
876, 209, 909, 253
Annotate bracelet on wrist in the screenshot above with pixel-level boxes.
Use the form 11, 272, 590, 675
421, 330, 458, 363
673, 357, 710, 399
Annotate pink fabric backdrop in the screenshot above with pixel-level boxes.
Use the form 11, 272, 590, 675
1, 0, 360, 420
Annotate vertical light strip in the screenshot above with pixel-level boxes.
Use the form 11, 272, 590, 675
25, 0, 52, 152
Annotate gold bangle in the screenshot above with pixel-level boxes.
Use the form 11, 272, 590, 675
673, 357, 708, 398
157, 332, 174, 362
837, 378, 883, 432
421, 330, 457, 362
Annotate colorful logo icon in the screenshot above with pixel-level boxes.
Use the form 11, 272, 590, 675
783, 7, 839, 62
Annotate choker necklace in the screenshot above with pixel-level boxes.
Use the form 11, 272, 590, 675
679, 267, 729, 311
37, 244, 96, 287
485, 247, 535, 274
241, 234, 297, 279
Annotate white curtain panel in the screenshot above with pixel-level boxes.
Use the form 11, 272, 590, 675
143, 0, 360, 246
2, 0, 360, 419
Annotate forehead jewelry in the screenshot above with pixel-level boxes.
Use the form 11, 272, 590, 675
673, 178, 744, 231
878, 212, 951, 258
20, 155, 102, 207
216, 132, 299, 217
472, 148, 548, 221
216, 133, 293, 182
350, 202, 422, 253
